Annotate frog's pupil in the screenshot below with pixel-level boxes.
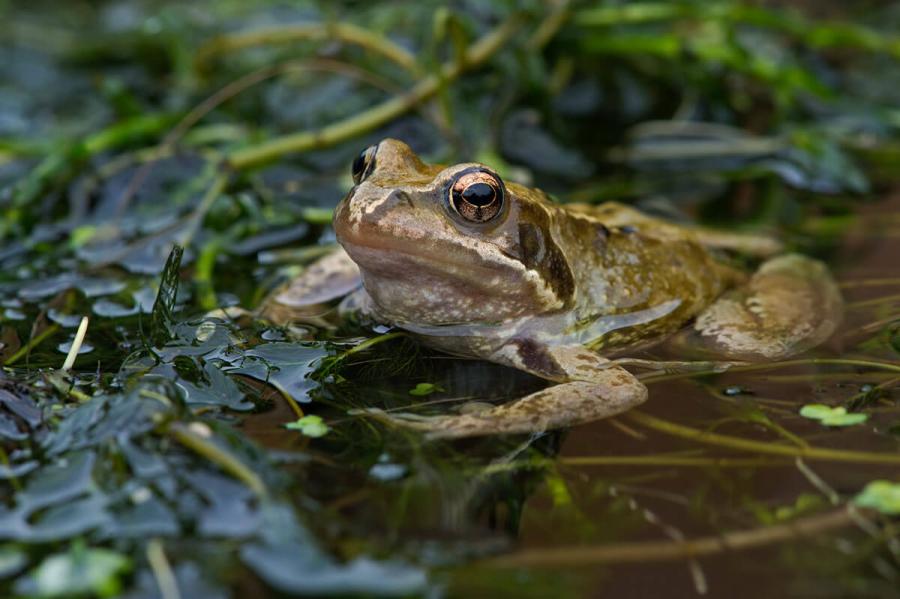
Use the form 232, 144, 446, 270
462, 182, 496, 206
351, 149, 368, 182
352, 145, 378, 184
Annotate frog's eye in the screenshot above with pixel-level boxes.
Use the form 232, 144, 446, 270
351, 144, 378, 184
449, 170, 504, 223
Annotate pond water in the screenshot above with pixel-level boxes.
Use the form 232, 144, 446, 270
232, 192, 900, 598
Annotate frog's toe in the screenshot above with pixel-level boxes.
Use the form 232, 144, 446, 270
349, 407, 447, 429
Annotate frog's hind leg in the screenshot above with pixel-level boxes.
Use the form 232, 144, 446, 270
671, 254, 843, 361
360, 345, 647, 440
690, 228, 783, 257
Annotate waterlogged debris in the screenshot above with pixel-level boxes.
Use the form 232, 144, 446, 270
854, 480, 900, 515
799, 404, 869, 427
285, 415, 330, 437
15, 544, 131, 598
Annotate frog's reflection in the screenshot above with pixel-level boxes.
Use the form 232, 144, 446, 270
300, 357, 564, 552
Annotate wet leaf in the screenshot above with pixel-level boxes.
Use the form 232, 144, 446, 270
799, 404, 869, 427
227, 341, 327, 403
285, 415, 330, 437
854, 480, 900, 515
16, 543, 130, 598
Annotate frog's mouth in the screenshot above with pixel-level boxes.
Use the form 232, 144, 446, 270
339, 234, 515, 291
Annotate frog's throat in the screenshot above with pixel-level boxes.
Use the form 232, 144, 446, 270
391, 298, 682, 347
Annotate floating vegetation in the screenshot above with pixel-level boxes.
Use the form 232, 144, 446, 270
0, 1, 899, 596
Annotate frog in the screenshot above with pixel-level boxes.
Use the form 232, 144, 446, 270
260, 138, 843, 439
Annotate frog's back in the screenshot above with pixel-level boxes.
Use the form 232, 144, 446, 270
546, 200, 734, 351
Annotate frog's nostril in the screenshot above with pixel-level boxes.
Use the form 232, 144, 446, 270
386, 190, 413, 209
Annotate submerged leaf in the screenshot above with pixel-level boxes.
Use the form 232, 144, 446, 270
408, 382, 443, 397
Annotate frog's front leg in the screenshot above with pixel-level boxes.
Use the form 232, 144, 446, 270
671, 254, 843, 360
373, 344, 647, 439
257, 247, 362, 326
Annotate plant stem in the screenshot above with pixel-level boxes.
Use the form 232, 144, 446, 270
2, 324, 61, 366
177, 172, 229, 250
61, 316, 89, 371
194, 237, 222, 311
227, 15, 522, 170
195, 22, 421, 76
625, 411, 900, 465
168, 422, 268, 498
484, 506, 857, 567
558, 455, 791, 467
146, 539, 181, 599
640, 357, 900, 385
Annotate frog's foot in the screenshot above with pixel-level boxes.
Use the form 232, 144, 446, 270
357, 364, 648, 440
672, 254, 843, 361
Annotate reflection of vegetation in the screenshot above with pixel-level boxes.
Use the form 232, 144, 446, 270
0, 0, 899, 596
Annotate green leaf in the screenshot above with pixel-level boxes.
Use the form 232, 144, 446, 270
799, 404, 833, 420
820, 412, 869, 426
285, 415, 330, 438
799, 404, 868, 427
854, 480, 900, 515
408, 383, 443, 397
150, 245, 184, 346
68, 225, 97, 249
24, 544, 130, 597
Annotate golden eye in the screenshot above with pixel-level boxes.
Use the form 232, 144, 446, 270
351, 144, 378, 184
449, 170, 504, 223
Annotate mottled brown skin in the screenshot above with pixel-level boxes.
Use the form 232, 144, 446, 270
267, 139, 843, 439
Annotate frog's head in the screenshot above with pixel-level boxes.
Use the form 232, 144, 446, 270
334, 139, 574, 325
